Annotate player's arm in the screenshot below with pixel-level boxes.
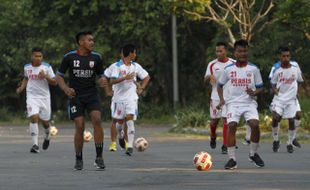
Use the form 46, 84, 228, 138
270, 71, 279, 95
56, 56, 75, 97
137, 75, 150, 96
39, 70, 57, 86
16, 78, 28, 94
204, 63, 216, 85
216, 69, 228, 109
247, 68, 264, 96
110, 73, 135, 85
98, 76, 113, 96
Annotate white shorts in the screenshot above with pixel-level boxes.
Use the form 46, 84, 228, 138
226, 103, 259, 124
271, 100, 297, 119
210, 99, 227, 119
26, 98, 51, 121
111, 100, 138, 120
296, 99, 301, 112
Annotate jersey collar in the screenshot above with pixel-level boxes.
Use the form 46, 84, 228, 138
235, 62, 248, 67
281, 63, 291, 68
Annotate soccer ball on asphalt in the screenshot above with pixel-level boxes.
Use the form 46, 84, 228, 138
50, 126, 58, 136
83, 130, 93, 142
134, 137, 148, 152
193, 151, 213, 171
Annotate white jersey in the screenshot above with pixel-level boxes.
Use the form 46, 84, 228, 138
24, 62, 55, 99
218, 62, 263, 105
110, 59, 149, 102
104, 62, 117, 91
269, 61, 299, 80
205, 58, 235, 100
270, 64, 303, 103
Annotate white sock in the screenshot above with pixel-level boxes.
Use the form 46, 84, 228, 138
44, 127, 50, 140
228, 147, 236, 161
29, 123, 39, 145
126, 120, 135, 148
116, 122, 123, 138
272, 127, 279, 141
287, 129, 296, 145
250, 143, 259, 156
294, 119, 300, 134
245, 124, 251, 141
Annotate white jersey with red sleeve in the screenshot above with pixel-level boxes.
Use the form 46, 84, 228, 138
268, 60, 300, 80
24, 62, 55, 99
270, 64, 303, 103
218, 62, 263, 105
205, 58, 235, 100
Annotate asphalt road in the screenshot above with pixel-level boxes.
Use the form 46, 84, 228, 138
0, 124, 309, 190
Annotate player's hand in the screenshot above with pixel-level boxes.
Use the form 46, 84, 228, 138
16, 87, 23, 94
124, 72, 135, 80
107, 90, 113, 97
38, 70, 47, 79
246, 87, 256, 96
64, 87, 76, 98
209, 75, 216, 85
216, 99, 225, 110
137, 87, 144, 96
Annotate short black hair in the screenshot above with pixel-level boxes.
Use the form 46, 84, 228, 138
234, 39, 248, 49
216, 42, 227, 49
278, 45, 290, 54
32, 47, 43, 53
122, 44, 136, 57
76, 31, 92, 45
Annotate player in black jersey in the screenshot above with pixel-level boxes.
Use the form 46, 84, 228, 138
56, 31, 108, 170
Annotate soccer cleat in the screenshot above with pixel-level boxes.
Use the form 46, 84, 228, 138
94, 157, 106, 169
30, 145, 39, 153
125, 147, 133, 156
109, 142, 117, 151
42, 139, 50, 150
221, 145, 227, 154
224, 159, 237, 169
272, 141, 280, 152
249, 153, 265, 167
210, 137, 216, 149
74, 159, 83, 170
287, 144, 294, 153
292, 139, 301, 148
242, 138, 251, 146
119, 138, 126, 149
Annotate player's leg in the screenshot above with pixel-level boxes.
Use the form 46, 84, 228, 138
124, 100, 137, 156
209, 100, 220, 149
89, 110, 105, 169
116, 120, 127, 149
293, 110, 302, 148
39, 98, 52, 150
27, 98, 40, 153
243, 123, 251, 145
284, 103, 298, 153
109, 119, 117, 151
73, 116, 85, 170
69, 96, 85, 170
271, 102, 283, 153
221, 105, 228, 153
247, 119, 264, 167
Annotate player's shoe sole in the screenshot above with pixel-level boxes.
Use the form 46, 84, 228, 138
30, 145, 39, 153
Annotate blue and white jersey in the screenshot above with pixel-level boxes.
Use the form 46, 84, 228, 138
24, 62, 55, 99
110, 59, 148, 102
269, 61, 299, 80
270, 64, 303, 103
218, 62, 263, 105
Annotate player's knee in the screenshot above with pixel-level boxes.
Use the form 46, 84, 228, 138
295, 111, 302, 120
30, 115, 39, 123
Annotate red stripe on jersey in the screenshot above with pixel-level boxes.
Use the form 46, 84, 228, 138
210, 62, 216, 75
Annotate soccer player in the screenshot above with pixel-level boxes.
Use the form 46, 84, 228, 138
110, 44, 150, 156
218, 39, 265, 169
16, 47, 57, 153
204, 42, 235, 154
104, 60, 127, 151
56, 31, 108, 170
270, 46, 304, 153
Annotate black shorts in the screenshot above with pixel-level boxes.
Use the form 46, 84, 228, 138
68, 94, 101, 120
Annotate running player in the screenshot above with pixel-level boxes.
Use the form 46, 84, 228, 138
16, 47, 57, 153
270, 46, 304, 153
204, 42, 235, 154
56, 31, 108, 170
110, 44, 150, 156
218, 39, 265, 169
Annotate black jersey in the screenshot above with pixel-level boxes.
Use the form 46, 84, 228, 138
57, 50, 105, 96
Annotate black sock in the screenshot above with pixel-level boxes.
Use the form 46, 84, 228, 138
76, 152, 83, 160
95, 142, 103, 158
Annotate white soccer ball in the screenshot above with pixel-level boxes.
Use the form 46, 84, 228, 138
134, 137, 148, 152
83, 130, 93, 142
193, 151, 213, 171
50, 126, 58, 136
